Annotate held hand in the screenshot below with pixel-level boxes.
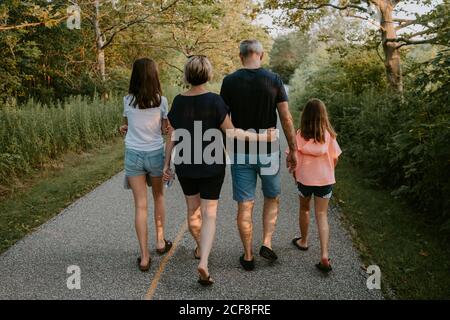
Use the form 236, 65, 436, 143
161, 124, 169, 135
162, 164, 172, 182
119, 125, 128, 135
286, 150, 298, 174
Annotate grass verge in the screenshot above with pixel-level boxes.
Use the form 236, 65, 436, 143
0, 138, 124, 254
333, 159, 450, 299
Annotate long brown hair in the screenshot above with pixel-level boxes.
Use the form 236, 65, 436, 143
300, 99, 336, 143
128, 58, 162, 109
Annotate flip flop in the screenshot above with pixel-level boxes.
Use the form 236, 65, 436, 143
137, 256, 151, 272
316, 259, 332, 273
156, 239, 173, 255
292, 237, 309, 251
194, 247, 201, 260
259, 246, 278, 262
198, 267, 214, 286
198, 275, 214, 286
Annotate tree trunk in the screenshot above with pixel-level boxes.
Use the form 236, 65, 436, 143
379, 1, 403, 93
94, 0, 106, 82
97, 48, 106, 82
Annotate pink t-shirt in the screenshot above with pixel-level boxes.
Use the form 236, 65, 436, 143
288, 130, 342, 186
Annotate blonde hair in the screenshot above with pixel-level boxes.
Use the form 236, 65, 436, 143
184, 55, 213, 86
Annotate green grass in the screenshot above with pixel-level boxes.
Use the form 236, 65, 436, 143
333, 159, 450, 299
0, 95, 123, 188
0, 138, 124, 254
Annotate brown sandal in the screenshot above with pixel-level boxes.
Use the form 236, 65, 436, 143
137, 256, 151, 272
292, 237, 309, 251
198, 275, 214, 286
156, 239, 173, 255
316, 259, 332, 273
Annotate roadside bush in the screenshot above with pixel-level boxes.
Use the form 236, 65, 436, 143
290, 46, 450, 231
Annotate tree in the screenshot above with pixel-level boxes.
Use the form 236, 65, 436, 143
264, 0, 450, 93
0, 0, 272, 103
0, 0, 65, 32
75, 0, 183, 82
269, 31, 311, 83
119, 0, 271, 79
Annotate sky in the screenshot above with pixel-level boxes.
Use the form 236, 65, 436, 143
257, 1, 441, 37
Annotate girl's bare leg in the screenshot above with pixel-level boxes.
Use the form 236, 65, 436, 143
314, 196, 330, 265
297, 196, 311, 248
128, 176, 150, 266
151, 176, 166, 250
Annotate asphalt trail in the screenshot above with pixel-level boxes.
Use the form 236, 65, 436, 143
0, 123, 383, 300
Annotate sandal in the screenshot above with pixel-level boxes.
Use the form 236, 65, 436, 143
137, 256, 151, 272
194, 247, 201, 260
156, 239, 173, 255
198, 268, 214, 286
316, 259, 332, 273
198, 275, 214, 286
292, 237, 309, 251
259, 245, 278, 262
239, 255, 255, 271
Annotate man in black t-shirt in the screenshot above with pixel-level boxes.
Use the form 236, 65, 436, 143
220, 40, 298, 271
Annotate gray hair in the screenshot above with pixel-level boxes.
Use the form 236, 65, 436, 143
239, 40, 263, 58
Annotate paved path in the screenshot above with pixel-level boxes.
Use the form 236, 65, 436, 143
0, 129, 383, 300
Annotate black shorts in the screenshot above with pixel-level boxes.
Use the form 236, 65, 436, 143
297, 182, 333, 199
177, 172, 225, 200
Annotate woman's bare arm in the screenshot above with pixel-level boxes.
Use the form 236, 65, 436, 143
163, 122, 175, 181
161, 118, 169, 135
220, 115, 275, 142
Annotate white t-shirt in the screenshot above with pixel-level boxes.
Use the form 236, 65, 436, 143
123, 95, 168, 152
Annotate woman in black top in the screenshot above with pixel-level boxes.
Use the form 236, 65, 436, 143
163, 56, 275, 285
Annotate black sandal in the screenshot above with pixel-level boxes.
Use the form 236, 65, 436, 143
259, 246, 278, 261
292, 237, 309, 251
198, 275, 214, 286
194, 247, 201, 260
316, 259, 332, 273
156, 239, 173, 255
137, 256, 151, 272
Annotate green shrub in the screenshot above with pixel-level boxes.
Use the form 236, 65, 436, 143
289, 46, 450, 232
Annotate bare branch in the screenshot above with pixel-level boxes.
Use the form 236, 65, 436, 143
296, 2, 368, 13
386, 37, 440, 48
161, 58, 184, 73
0, 16, 67, 31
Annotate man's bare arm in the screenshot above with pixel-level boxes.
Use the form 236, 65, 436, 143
277, 101, 298, 172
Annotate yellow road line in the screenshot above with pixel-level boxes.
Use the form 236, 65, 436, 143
145, 221, 188, 300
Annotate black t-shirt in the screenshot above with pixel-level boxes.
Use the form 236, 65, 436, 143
220, 68, 287, 154
168, 92, 229, 178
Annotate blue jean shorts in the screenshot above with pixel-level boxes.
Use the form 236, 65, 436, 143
125, 148, 164, 177
230, 153, 281, 202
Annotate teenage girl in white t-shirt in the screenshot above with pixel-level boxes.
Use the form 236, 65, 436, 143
119, 58, 172, 272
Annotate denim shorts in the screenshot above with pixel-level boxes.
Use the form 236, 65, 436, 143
125, 148, 164, 177
230, 153, 281, 202
297, 182, 333, 199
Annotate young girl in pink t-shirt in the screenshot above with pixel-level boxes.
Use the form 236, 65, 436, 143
291, 99, 342, 273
